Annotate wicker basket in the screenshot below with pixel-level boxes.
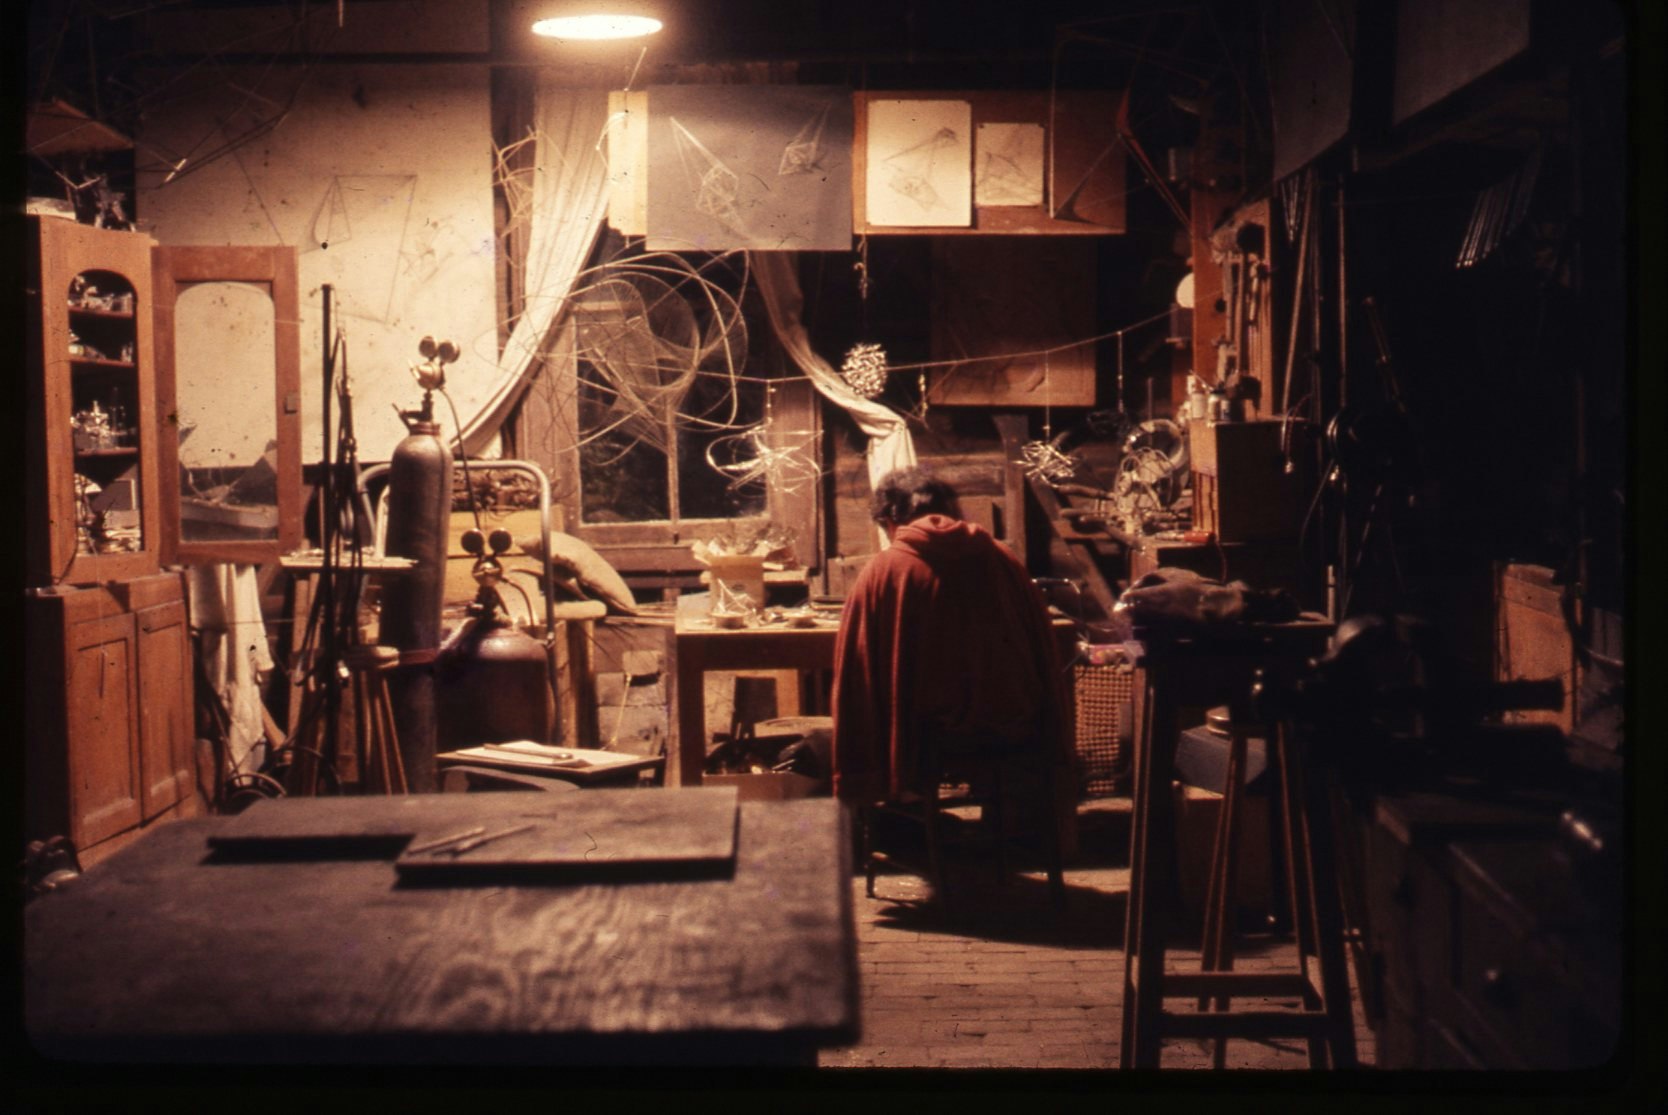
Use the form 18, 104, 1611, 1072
1073, 650, 1135, 797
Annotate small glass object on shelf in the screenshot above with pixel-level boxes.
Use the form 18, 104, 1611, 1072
71, 401, 115, 452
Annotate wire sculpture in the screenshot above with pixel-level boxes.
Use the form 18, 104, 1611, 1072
1019, 439, 1080, 483
840, 342, 889, 399
704, 422, 820, 496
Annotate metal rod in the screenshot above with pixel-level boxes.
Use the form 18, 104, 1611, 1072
408, 826, 487, 855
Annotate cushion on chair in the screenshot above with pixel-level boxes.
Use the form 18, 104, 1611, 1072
518, 531, 638, 615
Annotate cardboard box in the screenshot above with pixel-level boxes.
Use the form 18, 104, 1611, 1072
705, 771, 824, 802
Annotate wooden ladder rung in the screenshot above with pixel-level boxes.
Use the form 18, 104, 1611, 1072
1156, 971, 1319, 999
1157, 1008, 1333, 1039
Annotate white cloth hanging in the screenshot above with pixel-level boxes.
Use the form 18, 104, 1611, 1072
750, 250, 918, 493
458, 83, 614, 456
185, 563, 274, 773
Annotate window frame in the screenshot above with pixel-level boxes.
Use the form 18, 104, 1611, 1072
545, 285, 823, 582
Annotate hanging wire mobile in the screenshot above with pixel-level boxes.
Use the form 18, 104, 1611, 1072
840, 342, 890, 399
704, 423, 821, 495
1018, 439, 1080, 483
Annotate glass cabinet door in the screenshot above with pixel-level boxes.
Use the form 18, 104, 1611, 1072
151, 246, 302, 566
27, 217, 162, 588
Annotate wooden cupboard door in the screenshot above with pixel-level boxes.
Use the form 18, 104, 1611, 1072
65, 612, 143, 848
136, 598, 194, 819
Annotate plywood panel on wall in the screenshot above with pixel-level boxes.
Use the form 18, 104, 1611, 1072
137, 63, 498, 464
927, 238, 1096, 407
853, 90, 1125, 236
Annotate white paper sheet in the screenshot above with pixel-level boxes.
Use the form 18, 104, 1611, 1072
865, 99, 972, 227
975, 122, 1045, 207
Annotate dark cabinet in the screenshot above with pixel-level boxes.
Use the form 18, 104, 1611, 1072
1365, 793, 1622, 1070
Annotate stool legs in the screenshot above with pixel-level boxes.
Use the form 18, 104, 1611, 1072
1122, 689, 1357, 1069
367, 659, 408, 794
1198, 729, 1250, 1068
1279, 724, 1357, 1068
1121, 677, 1180, 1070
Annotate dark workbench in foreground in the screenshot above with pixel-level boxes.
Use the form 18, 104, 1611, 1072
25, 791, 859, 1067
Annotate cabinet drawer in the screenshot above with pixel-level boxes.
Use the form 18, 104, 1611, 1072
1449, 889, 1615, 1069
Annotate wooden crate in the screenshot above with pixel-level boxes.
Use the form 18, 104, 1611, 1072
1188, 418, 1303, 542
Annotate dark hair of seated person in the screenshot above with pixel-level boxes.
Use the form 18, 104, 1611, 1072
868, 467, 963, 527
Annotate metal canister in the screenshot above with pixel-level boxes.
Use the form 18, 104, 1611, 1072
378, 418, 452, 792
436, 618, 554, 749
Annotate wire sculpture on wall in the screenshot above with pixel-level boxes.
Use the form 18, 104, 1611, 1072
1019, 440, 1080, 483
566, 250, 752, 463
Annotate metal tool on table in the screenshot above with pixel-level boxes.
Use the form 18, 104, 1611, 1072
409, 822, 539, 858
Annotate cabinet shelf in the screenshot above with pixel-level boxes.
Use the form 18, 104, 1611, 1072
69, 356, 137, 370
69, 306, 136, 321
74, 446, 139, 461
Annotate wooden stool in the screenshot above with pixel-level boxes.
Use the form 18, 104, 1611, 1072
1120, 620, 1355, 1069
343, 645, 408, 794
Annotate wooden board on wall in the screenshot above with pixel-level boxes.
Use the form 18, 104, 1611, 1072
927, 238, 1096, 407
853, 90, 1125, 235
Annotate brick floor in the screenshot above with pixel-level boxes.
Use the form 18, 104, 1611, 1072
818, 798, 1378, 1072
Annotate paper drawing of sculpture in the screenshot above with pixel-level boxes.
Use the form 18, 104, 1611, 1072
779, 101, 833, 176
670, 118, 746, 234
882, 126, 959, 215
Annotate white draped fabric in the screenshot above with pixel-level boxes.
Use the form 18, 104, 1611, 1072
751, 251, 918, 488
458, 82, 613, 456
185, 564, 274, 773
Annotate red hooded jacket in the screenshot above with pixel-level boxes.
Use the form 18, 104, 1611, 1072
830, 514, 1069, 803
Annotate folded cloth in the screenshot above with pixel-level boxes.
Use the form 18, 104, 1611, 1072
1112, 566, 1299, 636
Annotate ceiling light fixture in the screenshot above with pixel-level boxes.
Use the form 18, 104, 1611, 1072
531, 14, 663, 40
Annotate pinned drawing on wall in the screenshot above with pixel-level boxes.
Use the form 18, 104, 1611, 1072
975, 122, 1044, 207
865, 98, 972, 228
645, 84, 853, 251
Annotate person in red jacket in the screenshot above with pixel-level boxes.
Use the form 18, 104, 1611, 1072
831, 467, 1071, 812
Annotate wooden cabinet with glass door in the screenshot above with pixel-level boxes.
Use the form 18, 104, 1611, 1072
24, 218, 301, 863
26, 216, 162, 588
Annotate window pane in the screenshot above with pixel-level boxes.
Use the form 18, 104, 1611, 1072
577, 358, 671, 523
678, 367, 767, 520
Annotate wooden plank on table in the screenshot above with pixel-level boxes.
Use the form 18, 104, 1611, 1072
438, 744, 661, 785
392, 786, 738, 882
205, 786, 740, 881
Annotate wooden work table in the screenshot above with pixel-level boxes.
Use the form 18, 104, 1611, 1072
24, 790, 859, 1067
667, 593, 839, 787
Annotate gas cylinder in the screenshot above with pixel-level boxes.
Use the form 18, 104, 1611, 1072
379, 414, 452, 792
436, 615, 554, 750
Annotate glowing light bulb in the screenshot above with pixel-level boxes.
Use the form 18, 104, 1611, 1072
531, 14, 663, 40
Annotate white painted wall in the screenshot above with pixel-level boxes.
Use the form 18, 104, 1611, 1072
138, 62, 499, 463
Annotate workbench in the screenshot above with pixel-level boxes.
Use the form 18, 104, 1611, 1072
667, 592, 838, 786
25, 789, 859, 1067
